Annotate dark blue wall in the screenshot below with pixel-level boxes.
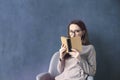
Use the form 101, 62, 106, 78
0, 0, 120, 80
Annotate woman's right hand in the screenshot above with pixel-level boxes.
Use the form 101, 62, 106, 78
59, 44, 67, 60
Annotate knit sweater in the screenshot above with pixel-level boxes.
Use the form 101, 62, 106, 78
55, 45, 96, 80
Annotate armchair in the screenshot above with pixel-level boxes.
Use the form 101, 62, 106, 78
36, 52, 94, 80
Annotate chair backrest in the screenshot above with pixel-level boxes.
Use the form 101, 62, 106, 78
48, 52, 60, 78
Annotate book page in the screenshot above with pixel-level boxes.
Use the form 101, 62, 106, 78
71, 36, 82, 52
61, 36, 70, 52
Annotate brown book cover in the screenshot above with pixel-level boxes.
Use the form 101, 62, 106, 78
60, 36, 82, 53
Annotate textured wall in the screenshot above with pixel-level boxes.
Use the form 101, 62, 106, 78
0, 0, 120, 80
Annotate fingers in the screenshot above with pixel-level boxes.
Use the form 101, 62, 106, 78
69, 52, 74, 56
60, 44, 66, 53
61, 44, 66, 48
59, 44, 67, 59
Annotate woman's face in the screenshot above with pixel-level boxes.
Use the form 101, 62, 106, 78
69, 24, 83, 38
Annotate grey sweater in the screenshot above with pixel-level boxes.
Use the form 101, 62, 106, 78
55, 45, 96, 80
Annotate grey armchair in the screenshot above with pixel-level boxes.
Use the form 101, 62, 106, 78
36, 52, 94, 80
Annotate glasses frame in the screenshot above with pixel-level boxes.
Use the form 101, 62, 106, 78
69, 30, 82, 34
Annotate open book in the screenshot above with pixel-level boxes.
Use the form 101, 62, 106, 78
60, 36, 82, 53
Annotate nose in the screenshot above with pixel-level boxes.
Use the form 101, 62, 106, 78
71, 32, 76, 37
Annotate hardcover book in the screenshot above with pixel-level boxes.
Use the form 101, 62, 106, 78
60, 36, 82, 53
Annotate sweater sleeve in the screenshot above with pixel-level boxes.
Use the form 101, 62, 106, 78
57, 59, 65, 73
79, 45, 96, 76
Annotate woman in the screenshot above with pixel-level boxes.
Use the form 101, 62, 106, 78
55, 20, 96, 80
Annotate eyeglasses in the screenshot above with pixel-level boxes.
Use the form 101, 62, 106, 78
69, 30, 82, 34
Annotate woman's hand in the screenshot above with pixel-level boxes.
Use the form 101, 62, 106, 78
69, 49, 81, 60
59, 44, 67, 60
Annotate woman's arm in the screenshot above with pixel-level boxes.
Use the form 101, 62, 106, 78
57, 59, 65, 73
79, 45, 96, 76
57, 44, 66, 73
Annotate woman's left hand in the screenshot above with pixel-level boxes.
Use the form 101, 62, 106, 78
69, 49, 81, 60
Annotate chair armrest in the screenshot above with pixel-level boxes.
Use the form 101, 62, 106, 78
36, 72, 53, 80
87, 76, 94, 80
